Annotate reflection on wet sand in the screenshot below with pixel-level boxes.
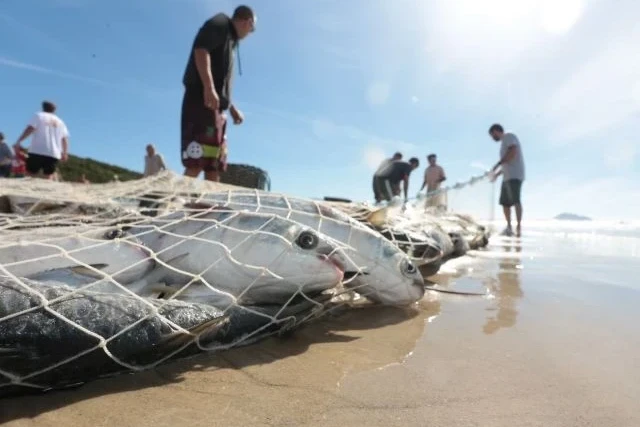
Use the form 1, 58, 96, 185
483, 240, 523, 335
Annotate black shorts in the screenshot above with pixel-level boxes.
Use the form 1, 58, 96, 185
26, 153, 59, 176
373, 176, 392, 202
373, 176, 401, 202
499, 179, 522, 207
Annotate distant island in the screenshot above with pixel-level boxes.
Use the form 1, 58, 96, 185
554, 213, 592, 221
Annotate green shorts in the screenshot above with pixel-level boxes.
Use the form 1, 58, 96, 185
499, 179, 522, 207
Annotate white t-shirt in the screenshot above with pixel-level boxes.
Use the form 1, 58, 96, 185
144, 153, 167, 176
27, 112, 69, 160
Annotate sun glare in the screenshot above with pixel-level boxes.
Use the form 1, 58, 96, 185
539, 0, 585, 35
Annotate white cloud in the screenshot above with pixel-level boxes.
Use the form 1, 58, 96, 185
0, 57, 112, 87
411, 96, 419, 104
603, 141, 637, 171
470, 161, 490, 171
538, 0, 586, 35
366, 82, 391, 106
543, 24, 640, 144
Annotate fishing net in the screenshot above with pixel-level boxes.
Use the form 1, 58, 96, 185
0, 170, 492, 396
326, 171, 496, 267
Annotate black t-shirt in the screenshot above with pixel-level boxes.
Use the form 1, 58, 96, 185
182, 13, 238, 110
378, 161, 413, 184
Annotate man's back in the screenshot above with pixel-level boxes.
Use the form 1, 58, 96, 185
378, 161, 412, 184
500, 132, 525, 181
28, 112, 69, 159
374, 158, 393, 176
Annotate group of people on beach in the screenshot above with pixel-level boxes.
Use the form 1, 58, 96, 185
372, 153, 448, 210
0, 4, 524, 236
369, 123, 525, 237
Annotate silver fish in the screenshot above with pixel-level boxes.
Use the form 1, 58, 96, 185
184, 191, 425, 306
0, 227, 155, 292
125, 207, 345, 307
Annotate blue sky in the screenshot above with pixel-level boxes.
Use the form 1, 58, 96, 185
1, 0, 638, 220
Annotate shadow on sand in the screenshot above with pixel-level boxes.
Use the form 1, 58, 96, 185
0, 304, 426, 423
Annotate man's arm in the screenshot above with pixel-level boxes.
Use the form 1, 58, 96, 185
439, 167, 446, 183
492, 145, 517, 171
194, 49, 215, 93
193, 20, 225, 94
403, 176, 409, 200
158, 154, 167, 170
61, 137, 69, 160
15, 126, 35, 146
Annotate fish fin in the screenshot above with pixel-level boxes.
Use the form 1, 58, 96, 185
366, 207, 388, 227
131, 316, 229, 364
67, 264, 109, 279
150, 284, 179, 299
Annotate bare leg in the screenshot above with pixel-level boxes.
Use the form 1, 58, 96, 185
502, 205, 512, 230
515, 203, 523, 237
184, 167, 201, 178
204, 170, 220, 182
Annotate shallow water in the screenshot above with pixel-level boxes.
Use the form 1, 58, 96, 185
2, 221, 640, 426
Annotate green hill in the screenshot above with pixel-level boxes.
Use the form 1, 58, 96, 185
57, 155, 142, 183
56, 155, 271, 190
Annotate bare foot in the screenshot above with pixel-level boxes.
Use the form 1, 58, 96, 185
516, 225, 521, 237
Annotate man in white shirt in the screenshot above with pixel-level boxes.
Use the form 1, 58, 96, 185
143, 144, 167, 177
14, 100, 69, 179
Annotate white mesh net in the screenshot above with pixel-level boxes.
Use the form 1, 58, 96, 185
326, 171, 495, 270
0, 170, 492, 397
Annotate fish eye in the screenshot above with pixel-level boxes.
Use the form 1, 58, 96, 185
296, 230, 319, 250
400, 259, 418, 276
104, 229, 126, 240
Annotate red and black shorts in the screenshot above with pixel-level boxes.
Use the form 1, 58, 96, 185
180, 89, 228, 173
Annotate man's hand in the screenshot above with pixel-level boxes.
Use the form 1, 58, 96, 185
61, 152, 69, 162
229, 104, 244, 125
204, 87, 220, 111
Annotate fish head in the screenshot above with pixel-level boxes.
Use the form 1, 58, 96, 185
333, 226, 425, 306
224, 214, 346, 296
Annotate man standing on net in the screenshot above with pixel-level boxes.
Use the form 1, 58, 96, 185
14, 100, 69, 180
180, 5, 256, 182
419, 153, 447, 211
488, 123, 526, 237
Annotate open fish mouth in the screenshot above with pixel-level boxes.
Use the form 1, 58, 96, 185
315, 254, 370, 288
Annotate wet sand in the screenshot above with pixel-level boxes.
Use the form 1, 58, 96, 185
2, 225, 640, 426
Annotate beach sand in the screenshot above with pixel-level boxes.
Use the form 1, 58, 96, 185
2, 223, 639, 426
